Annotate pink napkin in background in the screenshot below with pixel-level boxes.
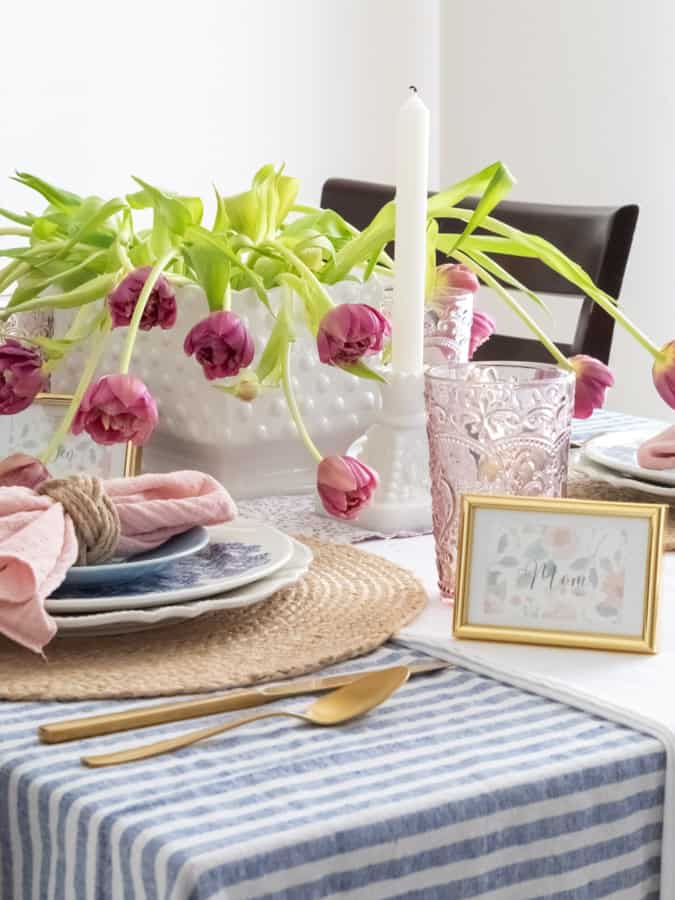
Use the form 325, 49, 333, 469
0, 470, 237, 654
636, 425, 675, 470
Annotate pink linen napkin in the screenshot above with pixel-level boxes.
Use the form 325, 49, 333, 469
0, 470, 237, 654
637, 426, 675, 470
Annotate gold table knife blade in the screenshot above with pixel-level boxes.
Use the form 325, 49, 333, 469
38, 659, 449, 744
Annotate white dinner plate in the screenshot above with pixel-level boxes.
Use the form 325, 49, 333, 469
46, 518, 293, 614
583, 428, 675, 487
53, 539, 313, 636
571, 451, 675, 499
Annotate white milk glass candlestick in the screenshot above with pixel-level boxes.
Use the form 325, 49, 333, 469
348, 87, 432, 534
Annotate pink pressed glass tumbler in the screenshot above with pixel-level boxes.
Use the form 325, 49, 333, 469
424, 361, 574, 603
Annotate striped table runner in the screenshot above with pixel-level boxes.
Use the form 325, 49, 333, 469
0, 644, 665, 899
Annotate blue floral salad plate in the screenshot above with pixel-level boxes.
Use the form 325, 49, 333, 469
62, 526, 210, 588
47, 519, 294, 614
583, 428, 675, 487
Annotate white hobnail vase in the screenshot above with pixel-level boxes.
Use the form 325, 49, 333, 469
51, 280, 385, 498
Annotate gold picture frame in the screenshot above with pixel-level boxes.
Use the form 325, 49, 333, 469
454, 493, 666, 654
0, 392, 142, 478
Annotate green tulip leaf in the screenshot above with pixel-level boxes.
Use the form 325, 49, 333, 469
339, 359, 387, 384
12, 172, 81, 209
184, 238, 230, 311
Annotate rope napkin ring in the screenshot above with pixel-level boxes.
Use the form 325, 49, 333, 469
38, 475, 121, 566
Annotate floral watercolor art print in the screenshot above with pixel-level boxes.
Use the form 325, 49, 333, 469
467, 508, 651, 636
0, 397, 133, 478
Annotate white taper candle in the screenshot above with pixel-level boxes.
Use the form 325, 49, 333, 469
391, 86, 430, 375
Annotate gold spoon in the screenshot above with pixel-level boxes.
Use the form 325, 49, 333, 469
81, 665, 410, 768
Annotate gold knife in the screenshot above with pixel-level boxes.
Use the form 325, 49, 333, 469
38, 659, 449, 744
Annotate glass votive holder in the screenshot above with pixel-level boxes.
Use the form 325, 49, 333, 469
424, 288, 473, 367
424, 361, 574, 604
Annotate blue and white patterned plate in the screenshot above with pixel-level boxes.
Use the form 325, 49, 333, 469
62, 526, 210, 588
46, 520, 294, 614
584, 428, 675, 487
53, 539, 313, 636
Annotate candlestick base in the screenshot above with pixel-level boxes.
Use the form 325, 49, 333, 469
346, 372, 431, 534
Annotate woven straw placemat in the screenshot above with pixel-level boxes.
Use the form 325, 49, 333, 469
0, 539, 427, 701
568, 477, 675, 550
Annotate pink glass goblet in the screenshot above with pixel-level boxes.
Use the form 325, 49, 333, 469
424, 361, 574, 604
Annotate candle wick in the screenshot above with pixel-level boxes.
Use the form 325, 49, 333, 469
408, 85, 418, 94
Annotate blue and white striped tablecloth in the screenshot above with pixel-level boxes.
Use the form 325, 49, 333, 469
0, 644, 665, 900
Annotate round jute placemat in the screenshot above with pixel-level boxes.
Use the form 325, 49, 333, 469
568, 477, 675, 551
0, 539, 427, 701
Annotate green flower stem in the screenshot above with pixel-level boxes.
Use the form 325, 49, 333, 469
0, 227, 32, 237
119, 249, 176, 374
115, 241, 134, 274
40, 318, 111, 464
281, 343, 322, 464
456, 250, 573, 370
0, 260, 29, 294
582, 287, 661, 359
267, 240, 334, 307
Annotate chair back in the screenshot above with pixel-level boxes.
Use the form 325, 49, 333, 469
320, 177, 639, 363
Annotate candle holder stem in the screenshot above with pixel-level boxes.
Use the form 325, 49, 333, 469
347, 371, 431, 533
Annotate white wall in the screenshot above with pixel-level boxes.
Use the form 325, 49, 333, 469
439, 0, 675, 417
0, 0, 439, 215
2, 0, 670, 417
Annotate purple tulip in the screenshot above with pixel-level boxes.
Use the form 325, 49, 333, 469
184, 311, 254, 380
432, 263, 480, 298
317, 304, 390, 368
72, 374, 158, 446
0, 340, 47, 414
317, 455, 378, 520
652, 340, 675, 409
469, 310, 496, 358
569, 355, 614, 419
107, 267, 177, 331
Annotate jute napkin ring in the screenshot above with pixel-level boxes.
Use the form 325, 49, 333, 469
38, 474, 121, 565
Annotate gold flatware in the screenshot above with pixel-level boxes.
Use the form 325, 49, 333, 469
38, 659, 448, 744
81, 665, 410, 768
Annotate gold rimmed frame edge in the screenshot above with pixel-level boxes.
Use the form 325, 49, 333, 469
35, 393, 142, 477
453, 493, 666, 655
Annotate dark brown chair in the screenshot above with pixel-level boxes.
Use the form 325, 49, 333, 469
320, 178, 639, 364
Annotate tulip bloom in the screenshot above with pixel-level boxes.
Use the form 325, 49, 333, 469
184, 311, 254, 380
317, 304, 390, 368
107, 267, 177, 331
0, 340, 48, 414
317, 455, 378, 520
432, 263, 480, 299
72, 374, 158, 446
569, 355, 614, 419
469, 310, 496, 358
652, 340, 675, 409
0, 453, 50, 488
